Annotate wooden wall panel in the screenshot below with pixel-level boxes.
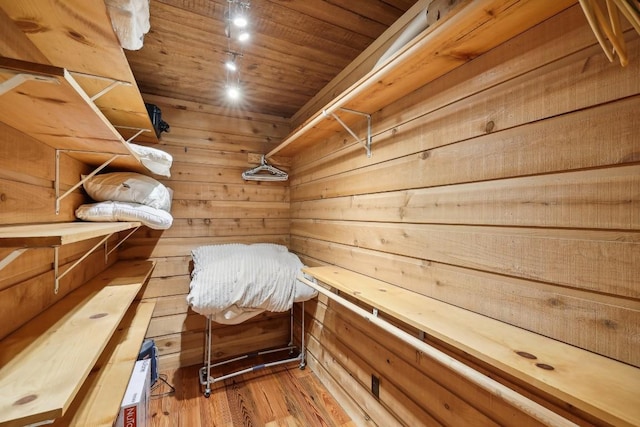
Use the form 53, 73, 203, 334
291, 95, 639, 200
292, 220, 639, 299
292, 5, 637, 172
0, 244, 119, 340
120, 97, 293, 370
0, 122, 111, 340
290, 5, 640, 426
291, 165, 640, 230
292, 237, 639, 365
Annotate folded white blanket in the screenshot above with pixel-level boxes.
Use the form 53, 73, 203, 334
187, 244, 317, 319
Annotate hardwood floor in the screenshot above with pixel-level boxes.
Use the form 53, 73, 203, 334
149, 363, 354, 426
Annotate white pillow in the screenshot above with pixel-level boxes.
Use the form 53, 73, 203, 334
76, 201, 173, 230
129, 143, 173, 177
82, 172, 172, 212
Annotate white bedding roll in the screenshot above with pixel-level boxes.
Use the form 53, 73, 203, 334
187, 244, 317, 319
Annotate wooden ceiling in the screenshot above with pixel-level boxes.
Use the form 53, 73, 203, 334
125, 0, 418, 118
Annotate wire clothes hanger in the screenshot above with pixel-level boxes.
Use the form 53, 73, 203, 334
242, 155, 288, 181
579, 0, 640, 67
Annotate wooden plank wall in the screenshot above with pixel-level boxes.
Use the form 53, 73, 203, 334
0, 123, 123, 340
118, 95, 294, 370
289, 5, 640, 426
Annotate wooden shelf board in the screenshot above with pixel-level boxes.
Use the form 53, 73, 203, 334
304, 265, 640, 427
0, 221, 141, 248
270, 0, 577, 158
0, 0, 157, 144
0, 57, 144, 170
52, 299, 157, 427
0, 260, 154, 427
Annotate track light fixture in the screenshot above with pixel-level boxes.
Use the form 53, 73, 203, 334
238, 31, 250, 42
225, 51, 241, 72
224, 1, 251, 101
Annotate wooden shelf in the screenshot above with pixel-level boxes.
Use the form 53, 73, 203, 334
268, 0, 577, 159
0, 57, 147, 173
0, 221, 141, 248
0, 260, 155, 427
52, 299, 157, 427
304, 265, 640, 427
0, 0, 158, 144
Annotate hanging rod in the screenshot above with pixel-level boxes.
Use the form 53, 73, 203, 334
298, 276, 578, 427
323, 107, 372, 157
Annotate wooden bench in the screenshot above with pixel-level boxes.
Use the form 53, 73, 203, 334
302, 265, 640, 427
0, 260, 155, 427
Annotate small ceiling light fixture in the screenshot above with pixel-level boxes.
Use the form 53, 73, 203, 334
225, 59, 237, 71
225, 52, 241, 72
232, 13, 248, 28
237, 31, 250, 42
226, 84, 241, 100
223, 0, 251, 102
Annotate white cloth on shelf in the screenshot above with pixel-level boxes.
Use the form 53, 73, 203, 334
105, 0, 150, 50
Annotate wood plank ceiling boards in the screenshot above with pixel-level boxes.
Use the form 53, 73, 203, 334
124, 0, 419, 118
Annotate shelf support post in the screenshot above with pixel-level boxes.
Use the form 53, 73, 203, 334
323, 107, 372, 157
54, 246, 59, 293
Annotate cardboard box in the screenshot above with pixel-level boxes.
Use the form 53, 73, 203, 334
115, 359, 151, 427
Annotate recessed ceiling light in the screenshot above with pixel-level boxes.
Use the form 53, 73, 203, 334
233, 15, 248, 28
226, 85, 241, 100
225, 59, 237, 71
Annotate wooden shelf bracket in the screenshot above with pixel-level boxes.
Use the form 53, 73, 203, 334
323, 107, 372, 157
